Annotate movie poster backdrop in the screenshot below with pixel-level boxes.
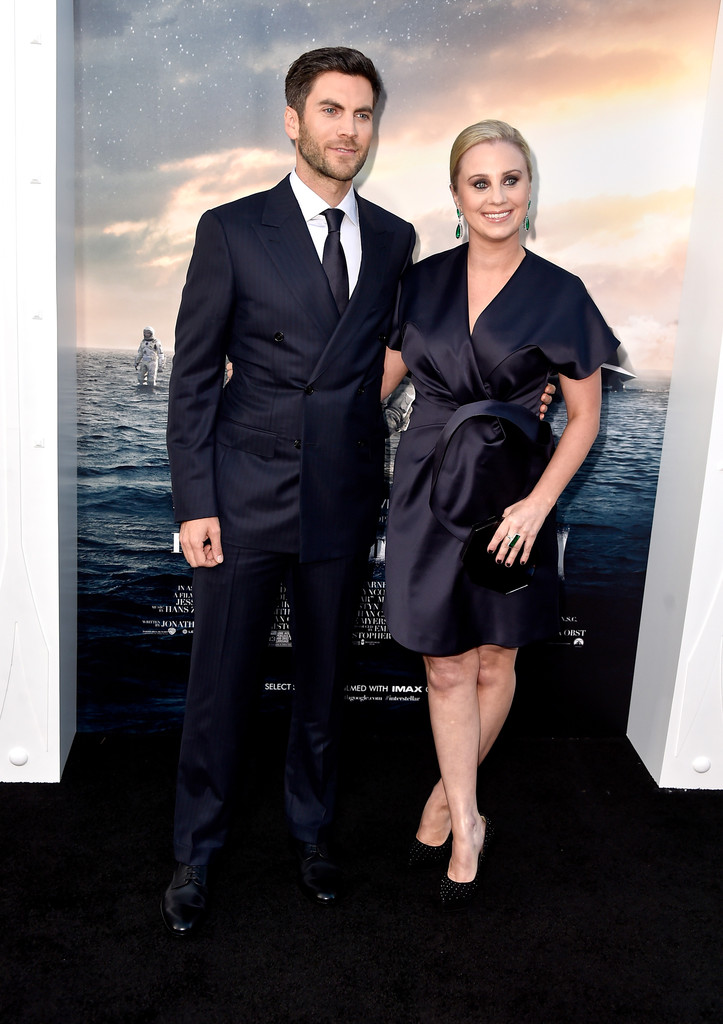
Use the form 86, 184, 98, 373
75, 0, 720, 735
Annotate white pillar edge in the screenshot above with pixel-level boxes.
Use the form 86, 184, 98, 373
627, 3, 723, 789
0, 0, 77, 783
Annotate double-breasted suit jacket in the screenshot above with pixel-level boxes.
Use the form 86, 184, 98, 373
167, 174, 416, 560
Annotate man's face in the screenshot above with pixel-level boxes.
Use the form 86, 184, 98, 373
284, 71, 375, 188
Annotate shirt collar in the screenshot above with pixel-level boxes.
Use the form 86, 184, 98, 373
290, 169, 359, 226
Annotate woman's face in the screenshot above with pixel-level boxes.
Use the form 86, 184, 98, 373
451, 140, 531, 245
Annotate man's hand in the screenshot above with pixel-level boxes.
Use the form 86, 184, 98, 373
179, 517, 224, 568
539, 381, 556, 420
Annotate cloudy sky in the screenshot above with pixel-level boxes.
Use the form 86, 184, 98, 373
75, 0, 720, 372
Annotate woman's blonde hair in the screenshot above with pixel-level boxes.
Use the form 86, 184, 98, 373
450, 119, 533, 188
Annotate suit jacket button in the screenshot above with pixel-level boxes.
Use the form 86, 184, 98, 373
356, 386, 366, 395
274, 332, 284, 343
356, 439, 365, 447
304, 385, 314, 395
293, 439, 302, 449
378, 333, 388, 343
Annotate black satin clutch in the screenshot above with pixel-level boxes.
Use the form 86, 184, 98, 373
461, 517, 535, 595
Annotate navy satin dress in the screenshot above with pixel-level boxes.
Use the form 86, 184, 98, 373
384, 245, 619, 656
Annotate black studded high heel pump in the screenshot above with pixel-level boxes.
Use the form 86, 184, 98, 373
407, 831, 452, 869
438, 816, 494, 910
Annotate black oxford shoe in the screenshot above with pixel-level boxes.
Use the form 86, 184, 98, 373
160, 862, 209, 937
291, 840, 343, 905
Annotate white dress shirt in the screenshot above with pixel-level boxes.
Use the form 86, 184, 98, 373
289, 170, 362, 299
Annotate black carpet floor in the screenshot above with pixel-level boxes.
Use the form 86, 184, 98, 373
2, 708, 722, 1024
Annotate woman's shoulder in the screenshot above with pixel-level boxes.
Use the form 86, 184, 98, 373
522, 248, 585, 293
399, 246, 466, 318
417, 244, 465, 269
403, 244, 465, 285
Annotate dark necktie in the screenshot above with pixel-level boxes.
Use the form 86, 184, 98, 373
322, 208, 349, 315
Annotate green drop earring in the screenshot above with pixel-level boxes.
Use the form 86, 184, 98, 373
455, 207, 462, 239
525, 199, 531, 232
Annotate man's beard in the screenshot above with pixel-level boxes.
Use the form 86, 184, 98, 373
297, 121, 368, 182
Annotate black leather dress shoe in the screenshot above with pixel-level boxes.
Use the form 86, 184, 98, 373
291, 840, 343, 905
161, 862, 209, 937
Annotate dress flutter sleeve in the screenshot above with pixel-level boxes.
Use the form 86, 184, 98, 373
540, 274, 619, 379
386, 265, 413, 353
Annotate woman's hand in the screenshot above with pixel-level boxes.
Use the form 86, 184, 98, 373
487, 369, 603, 566
487, 495, 553, 566
381, 348, 408, 400
539, 381, 556, 419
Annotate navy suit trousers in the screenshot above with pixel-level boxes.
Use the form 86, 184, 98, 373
173, 544, 367, 864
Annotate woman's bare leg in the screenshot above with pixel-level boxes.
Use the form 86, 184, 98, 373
414, 778, 450, 846
476, 644, 517, 763
419, 644, 517, 881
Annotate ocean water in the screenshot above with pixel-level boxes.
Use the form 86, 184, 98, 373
78, 349, 178, 600
552, 380, 668, 590
76, 349, 668, 731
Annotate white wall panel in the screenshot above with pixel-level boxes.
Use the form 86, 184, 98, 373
0, 0, 76, 782
628, 7, 723, 788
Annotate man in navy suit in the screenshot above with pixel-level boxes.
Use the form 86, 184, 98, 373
162, 47, 416, 935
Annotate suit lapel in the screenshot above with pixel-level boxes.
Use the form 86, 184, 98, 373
309, 194, 396, 380
253, 176, 340, 339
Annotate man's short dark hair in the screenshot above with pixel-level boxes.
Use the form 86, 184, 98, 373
285, 46, 382, 115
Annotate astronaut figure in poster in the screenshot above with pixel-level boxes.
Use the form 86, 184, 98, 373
135, 326, 165, 386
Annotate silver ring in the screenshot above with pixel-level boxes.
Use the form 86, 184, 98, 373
507, 534, 521, 548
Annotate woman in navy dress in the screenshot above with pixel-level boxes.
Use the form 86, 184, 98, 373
382, 120, 618, 907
